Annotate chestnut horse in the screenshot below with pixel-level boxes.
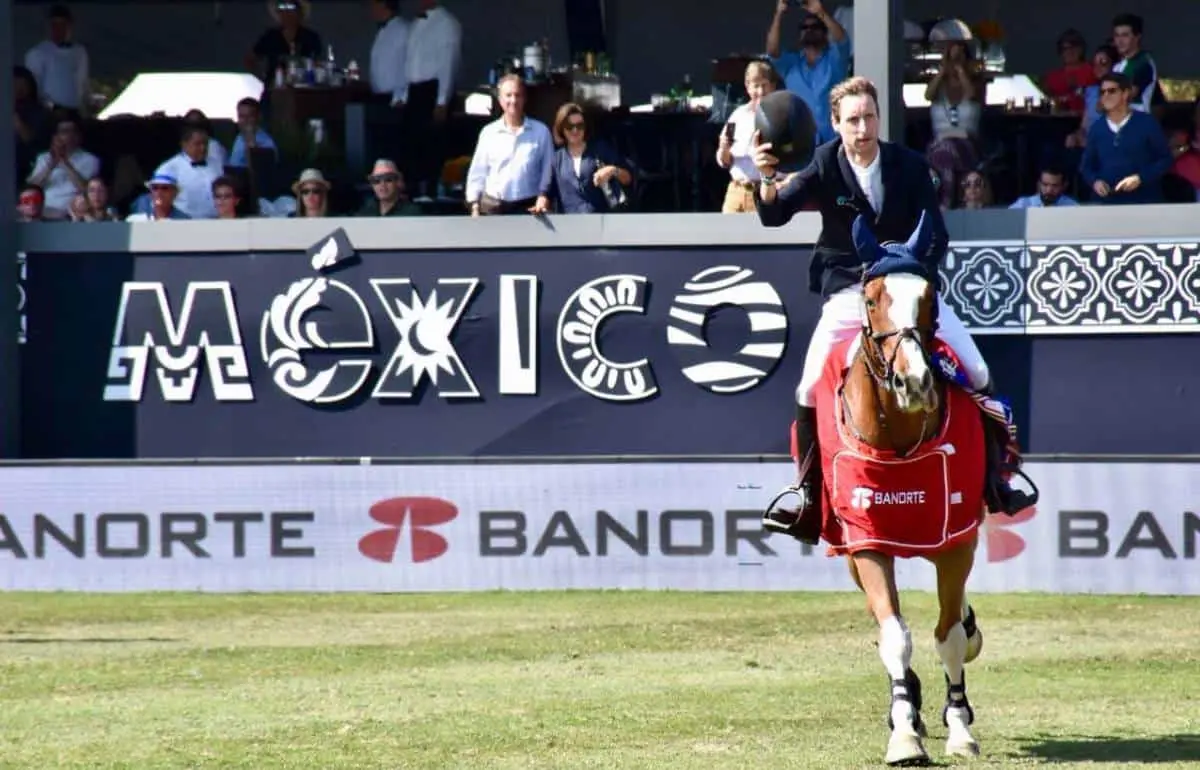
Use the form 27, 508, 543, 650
770, 212, 988, 766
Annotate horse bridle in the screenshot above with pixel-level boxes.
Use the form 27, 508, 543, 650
840, 285, 939, 456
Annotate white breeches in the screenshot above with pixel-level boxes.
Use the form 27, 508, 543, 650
794, 286, 990, 407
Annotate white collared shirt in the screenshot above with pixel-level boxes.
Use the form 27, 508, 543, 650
400, 5, 462, 106
370, 15, 410, 104
27, 147, 99, 214
25, 40, 89, 109
465, 117, 554, 203
715, 103, 762, 183
157, 153, 220, 219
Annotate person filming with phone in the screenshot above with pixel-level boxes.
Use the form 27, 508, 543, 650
765, 0, 848, 145
717, 60, 778, 213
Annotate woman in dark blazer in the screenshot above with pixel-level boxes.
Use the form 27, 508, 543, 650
548, 102, 634, 214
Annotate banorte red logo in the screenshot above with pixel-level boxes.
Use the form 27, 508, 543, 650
984, 505, 1037, 562
358, 497, 458, 563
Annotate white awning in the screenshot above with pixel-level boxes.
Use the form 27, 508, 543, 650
98, 72, 265, 121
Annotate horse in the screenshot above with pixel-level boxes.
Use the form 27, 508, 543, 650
769, 211, 990, 766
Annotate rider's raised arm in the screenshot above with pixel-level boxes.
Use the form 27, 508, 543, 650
754, 154, 821, 228
912, 156, 949, 273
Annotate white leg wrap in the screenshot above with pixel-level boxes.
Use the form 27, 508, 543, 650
879, 615, 912, 681
935, 621, 968, 687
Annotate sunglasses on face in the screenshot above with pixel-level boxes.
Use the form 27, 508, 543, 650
565, 121, 585, 131
368, 174, 399, 184
300, 187, 325, 196
1100, 87, 1121, 95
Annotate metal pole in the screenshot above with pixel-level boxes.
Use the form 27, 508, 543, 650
853, 0, 906, 143
0, 0, 19, 458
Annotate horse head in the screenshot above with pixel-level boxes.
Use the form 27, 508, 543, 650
852, 211, 940, 415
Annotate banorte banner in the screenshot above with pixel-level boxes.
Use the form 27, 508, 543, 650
0, 461, 1195, 594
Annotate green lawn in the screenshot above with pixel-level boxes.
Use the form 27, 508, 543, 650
1, 592, 1197, 768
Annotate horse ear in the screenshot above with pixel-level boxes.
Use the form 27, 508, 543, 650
851, 214, 880, 261
905, 209, 933, 260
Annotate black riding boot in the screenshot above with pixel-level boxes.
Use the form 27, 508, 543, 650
981, 413, 1038, 517
763, 406, 824, 544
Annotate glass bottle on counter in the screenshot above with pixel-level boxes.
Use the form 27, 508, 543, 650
679, 73, 694, 111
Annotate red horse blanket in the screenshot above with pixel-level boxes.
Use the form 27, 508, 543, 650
793, 335, 987, 559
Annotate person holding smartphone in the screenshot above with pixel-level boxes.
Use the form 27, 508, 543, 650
716, 60, 778, 213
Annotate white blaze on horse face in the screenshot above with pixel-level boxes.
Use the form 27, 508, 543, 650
882, 273, 934, 411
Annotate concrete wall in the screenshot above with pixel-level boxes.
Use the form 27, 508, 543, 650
11, 0, 1198, 107
15, 202, 1200, 255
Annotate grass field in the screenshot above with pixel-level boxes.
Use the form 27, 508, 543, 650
2, 592, 1198, 769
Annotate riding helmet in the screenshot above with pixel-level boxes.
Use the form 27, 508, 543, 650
754, 90, 818, 173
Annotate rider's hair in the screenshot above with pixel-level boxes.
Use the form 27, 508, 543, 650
829, 76, 879, 122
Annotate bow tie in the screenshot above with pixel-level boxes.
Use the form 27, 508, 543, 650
191, 160, 206, 168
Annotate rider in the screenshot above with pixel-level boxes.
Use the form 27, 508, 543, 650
753, 75, 1035, 540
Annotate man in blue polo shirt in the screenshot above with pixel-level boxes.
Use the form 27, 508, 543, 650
765, 0, 849, 145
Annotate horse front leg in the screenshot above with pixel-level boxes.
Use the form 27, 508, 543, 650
931, 538, 981, 758
850, 551, 930, 767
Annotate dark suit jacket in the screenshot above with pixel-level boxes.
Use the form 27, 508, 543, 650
755, 138, 948, 298
548, 141, 628, 214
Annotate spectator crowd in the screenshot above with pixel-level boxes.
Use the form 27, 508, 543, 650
11, 1, 1199, 224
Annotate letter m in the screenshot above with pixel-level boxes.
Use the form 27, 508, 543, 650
103, 281, 254, 402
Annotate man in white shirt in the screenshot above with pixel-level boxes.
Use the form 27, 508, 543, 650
465, 75, 553, 216
155, 125, 221, 219
396, 0, 462, 198
716, 61, 777, 214
24, 4, 90, 112
368, 0, 409, 106
26, 114, 99, 219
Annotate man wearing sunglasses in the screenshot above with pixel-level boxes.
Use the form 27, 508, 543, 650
1079, 72, 1172, 205
358, 159, 423, 216
764, 0, 848, 145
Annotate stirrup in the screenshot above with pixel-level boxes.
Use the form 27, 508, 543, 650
762, 485, 821, 545
991, 468, 1040, 516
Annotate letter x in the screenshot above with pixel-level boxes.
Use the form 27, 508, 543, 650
370, 278, 480, 399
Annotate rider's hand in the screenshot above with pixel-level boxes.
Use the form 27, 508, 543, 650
750, 130, 779, 178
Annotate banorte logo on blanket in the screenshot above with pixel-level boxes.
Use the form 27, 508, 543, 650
100, 228, 792, 406
850, 486, 928, 509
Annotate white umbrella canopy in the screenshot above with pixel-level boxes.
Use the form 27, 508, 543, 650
98, 72, 265, 121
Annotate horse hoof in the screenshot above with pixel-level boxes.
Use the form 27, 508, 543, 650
886, 731, 931, 766
944, 706, 980, 758
945, 733, 981, 758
